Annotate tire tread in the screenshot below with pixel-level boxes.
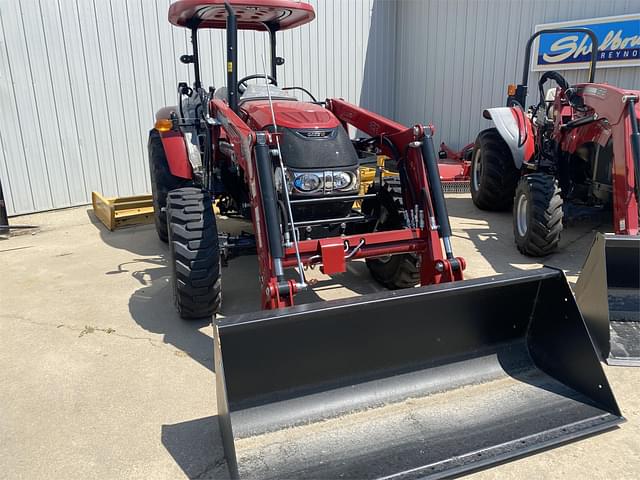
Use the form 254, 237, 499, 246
471, 128, 520, 211
167, 187, 221, 319
514, 173, 564, 257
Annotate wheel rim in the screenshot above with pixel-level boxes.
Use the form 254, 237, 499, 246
472, 148, 482, 191
516, 193, 528, 237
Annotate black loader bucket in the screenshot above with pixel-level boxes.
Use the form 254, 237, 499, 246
575, 234, 640, 366
215, 268, 623, 479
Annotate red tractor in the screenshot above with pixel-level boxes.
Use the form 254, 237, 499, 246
146, 4, 624, 478
471, 28, 640, 256
148, 0, 465, 318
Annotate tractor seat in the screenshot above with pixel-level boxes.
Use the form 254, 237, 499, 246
213, 86, 229, 101
239, 84, 295, 103
212, 84, 295, 104
545, 87, 557, 120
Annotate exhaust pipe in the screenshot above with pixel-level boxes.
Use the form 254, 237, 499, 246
575, 233, 640, 366
215, 268, 622, 479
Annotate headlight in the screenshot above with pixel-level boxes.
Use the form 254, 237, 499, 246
274, 167, 292, 193
331, 171, 357, 191
293, 173, 322, 193
281, 169, 360, 195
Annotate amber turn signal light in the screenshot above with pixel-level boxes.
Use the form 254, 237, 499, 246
154, 119, 173, 132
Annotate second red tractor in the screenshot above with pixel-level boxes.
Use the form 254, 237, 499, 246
471, 28, 639, 256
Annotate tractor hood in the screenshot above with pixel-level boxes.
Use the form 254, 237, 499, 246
241, 100, 341, 130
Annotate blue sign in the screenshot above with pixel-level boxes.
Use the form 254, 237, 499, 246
533, 14, 640, 71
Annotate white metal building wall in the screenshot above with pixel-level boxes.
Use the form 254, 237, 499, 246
2, 1, 638, 216
0, 0, 386, 215
393, 0, 640, 149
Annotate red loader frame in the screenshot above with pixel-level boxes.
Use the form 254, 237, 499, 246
211, 97, 464, 309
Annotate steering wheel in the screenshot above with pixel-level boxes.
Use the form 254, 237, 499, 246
237, 74, 277, 94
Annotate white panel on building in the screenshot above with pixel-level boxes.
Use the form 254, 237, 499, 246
0, 0, 379, 215
392, 0, 640, 148
1, 0, 638, 215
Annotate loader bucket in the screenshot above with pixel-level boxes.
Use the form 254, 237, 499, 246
215, 268, 623, 479
575, 234, 640, 366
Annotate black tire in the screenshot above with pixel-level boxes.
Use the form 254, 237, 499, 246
513, 173, 563, 257
166, 188, 221, 319
363, 182, 420, 289
148, 129, 192, 242
366, 253, 420, 290
471, 128, 520, 211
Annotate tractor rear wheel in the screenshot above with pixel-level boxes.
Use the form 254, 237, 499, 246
166, 188, 221, 319
513, 173, 563, 257
471, 128, 520, 211
149, 130, 192, 242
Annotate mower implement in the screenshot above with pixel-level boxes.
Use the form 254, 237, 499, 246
575, 234, 640, 366
437, 142, 472, 193
216, 267, 623, 479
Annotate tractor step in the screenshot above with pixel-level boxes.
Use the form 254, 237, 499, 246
215, 268, 622, 479
91, 191, 155, 231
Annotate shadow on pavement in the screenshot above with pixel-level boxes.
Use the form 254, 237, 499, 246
87, 210, 385, 376
162, 416, 230, 480
87, 210, 215, 372
445, 195, 607, 282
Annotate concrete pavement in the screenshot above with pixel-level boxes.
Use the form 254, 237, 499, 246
0, 194, 638, 479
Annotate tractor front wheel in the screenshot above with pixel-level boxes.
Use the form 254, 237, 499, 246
149, 130, 192, 242
166, 188, 221, 319
471, 128, 520, 211
362, 183, 420, 289
513, 173, 563, 257
366, 253, 420, 290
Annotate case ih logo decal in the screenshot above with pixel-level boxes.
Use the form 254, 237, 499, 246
533, 14, 640, 71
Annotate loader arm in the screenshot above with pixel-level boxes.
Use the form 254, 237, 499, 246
328, 98, 465, 283
211, 96, 464, 309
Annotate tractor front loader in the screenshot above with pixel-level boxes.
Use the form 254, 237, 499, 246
471, 28, 640, 365
150, 3, 623, 478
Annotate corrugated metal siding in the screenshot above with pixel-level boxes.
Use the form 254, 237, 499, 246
393, 0, 640, 149
0, 0, 382, 215
3, 0, 637, 215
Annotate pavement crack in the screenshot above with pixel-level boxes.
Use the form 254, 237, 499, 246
78, 325, 115, 337
192, 457, 227, 479
3, 314, 167, 349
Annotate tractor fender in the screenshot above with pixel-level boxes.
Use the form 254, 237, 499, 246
154, 106, 200, 180
483, 107, 534, 168
158, 130, 193, 179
